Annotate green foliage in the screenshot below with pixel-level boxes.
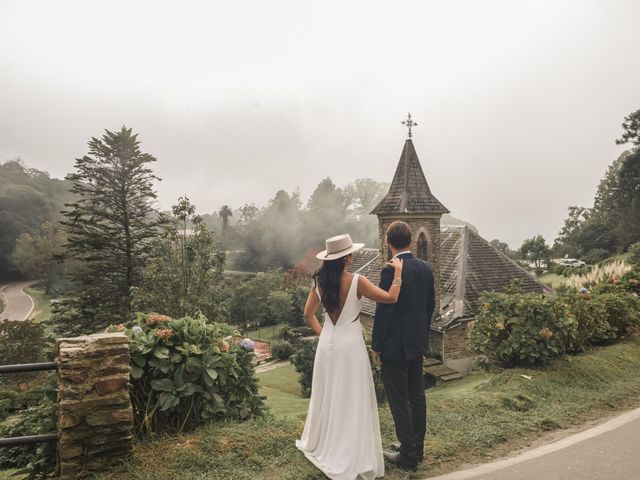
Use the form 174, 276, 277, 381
629, 243, 640, 268
555, 139, 640, 258
0, 320, 50, 366
0, 382, 57, 477
234, 178, 387, 272
132, 196, 228, 323
561, 292, 616, 352
0, 159, 73, 276
266, 290, 294, 325
470, 287, 640, 367
598, 292, 640, 336
128, 313, 263, 435
581, 248, 610, 265
469, 292, 575, 367
229, 272, 274, 327
58, 126, 163, 333
519, 234, 551, 268
289, 338, 318, 398
616, 108, 640, 146
271, 340, 294, 360
218, 205, 233, 232
11, 221, 68, 292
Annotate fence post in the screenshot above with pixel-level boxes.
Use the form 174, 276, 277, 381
56, 332, 133, 478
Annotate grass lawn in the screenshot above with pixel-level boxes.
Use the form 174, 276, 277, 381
24, 286, 54, 322
245, 323, 288, 343
93, 335, 640, 480
258, 364, 309, 419
538, 272, 567, 288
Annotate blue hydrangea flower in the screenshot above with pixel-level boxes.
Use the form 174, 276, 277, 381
240, 338, 255, 351
131, 325, 143, 334
579, 287, 589, 294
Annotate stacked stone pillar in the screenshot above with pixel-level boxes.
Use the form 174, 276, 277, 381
56, 332, 133, 478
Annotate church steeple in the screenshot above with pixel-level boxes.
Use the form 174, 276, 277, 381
370, 138, 449, 216
371, 115, 448, 316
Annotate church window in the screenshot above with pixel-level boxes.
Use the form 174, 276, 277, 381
417, 232, 428, 260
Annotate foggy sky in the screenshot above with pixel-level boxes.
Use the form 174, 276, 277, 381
1, 0, 639, 248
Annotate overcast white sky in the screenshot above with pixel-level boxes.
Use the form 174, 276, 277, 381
1, 0, 638, 247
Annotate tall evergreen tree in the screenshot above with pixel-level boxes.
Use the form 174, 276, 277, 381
61, 126, 162, 331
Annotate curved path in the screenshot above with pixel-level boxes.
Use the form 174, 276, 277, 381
428, 407, 640, 480
0, 281, 36, 321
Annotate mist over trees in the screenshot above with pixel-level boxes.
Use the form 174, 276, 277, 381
231, 177, 389, 271
0, 159, 73, 277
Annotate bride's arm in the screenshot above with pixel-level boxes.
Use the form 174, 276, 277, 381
303, 288, 323, 336
358, 259, 403, 304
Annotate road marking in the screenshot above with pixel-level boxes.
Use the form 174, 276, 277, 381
427, 407, 640, 479
0, 284, 10, 320
23, 284, 35, 321
0, 281, 37, 321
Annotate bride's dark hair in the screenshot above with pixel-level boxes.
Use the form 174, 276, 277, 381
314, 255, 350, 314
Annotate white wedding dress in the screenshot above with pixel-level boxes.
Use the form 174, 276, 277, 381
296, 274, 385, 480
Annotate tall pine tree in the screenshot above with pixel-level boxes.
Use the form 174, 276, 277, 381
61, 126, 162, 332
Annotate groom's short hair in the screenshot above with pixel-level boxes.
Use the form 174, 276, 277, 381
387, 221, 412, 249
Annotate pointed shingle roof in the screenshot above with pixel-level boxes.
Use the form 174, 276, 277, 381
436, 226, 551, 329
349, 226, 551, 328
371, 139, 449, 216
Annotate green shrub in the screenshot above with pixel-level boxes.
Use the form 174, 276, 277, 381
629, 242, 640, 268
560, 292, 616, 352
0, 382, 56, 477
583, 249, 610, 265
469, 292, 576, 367
128, 313, 263, 435
599, 292, 640, 335
271, 340, 294, 360
0, 320, 50, 366
470, 288, 640, 367
547, 262, 566, 276
290, 338, 318, 398
281, 326, 316, 347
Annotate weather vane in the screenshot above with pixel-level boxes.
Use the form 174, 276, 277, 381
402, 112, 417, 138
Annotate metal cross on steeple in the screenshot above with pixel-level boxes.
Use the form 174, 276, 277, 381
402, 112, 417, 138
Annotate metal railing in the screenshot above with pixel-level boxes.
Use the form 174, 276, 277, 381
0, 361, 59, 448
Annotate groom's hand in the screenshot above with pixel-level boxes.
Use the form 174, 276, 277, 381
371, 350, 382, 367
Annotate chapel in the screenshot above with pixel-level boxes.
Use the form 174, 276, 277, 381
349, 115, 549, 377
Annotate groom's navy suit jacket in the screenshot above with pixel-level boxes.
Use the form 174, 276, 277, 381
372, 252, 436, 361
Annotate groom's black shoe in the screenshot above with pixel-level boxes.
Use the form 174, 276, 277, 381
391, 442, 423, 462
383, 451, 418, 471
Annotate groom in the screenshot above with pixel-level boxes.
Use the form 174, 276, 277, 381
371, 221, 436, 471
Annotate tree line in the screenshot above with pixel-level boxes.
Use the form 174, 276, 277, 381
502, 108, 640, 268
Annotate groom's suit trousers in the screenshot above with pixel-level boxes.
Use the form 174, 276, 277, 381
381, 355, 426, 461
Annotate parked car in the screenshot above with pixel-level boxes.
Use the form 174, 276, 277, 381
559, 258, 586, 267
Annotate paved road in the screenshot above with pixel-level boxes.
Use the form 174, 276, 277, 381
429, 408, 640, 480
0, 281, 36, 321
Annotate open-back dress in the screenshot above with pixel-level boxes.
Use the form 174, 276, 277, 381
296, 274, 385, 480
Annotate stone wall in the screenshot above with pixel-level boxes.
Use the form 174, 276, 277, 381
443, 322, 473, 360
428, 329, 444, 356
56, 332, 133, 478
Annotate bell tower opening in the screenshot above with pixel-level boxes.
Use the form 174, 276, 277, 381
370, 113, 450, 317
417, 232, 428, 260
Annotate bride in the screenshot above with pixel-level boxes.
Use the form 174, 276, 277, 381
296, 234, 403, 480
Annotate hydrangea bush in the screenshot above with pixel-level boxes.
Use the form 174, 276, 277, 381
470, 288, 640, 367
127, 313, 263, 435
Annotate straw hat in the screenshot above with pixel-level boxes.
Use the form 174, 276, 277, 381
316, 234, 365, 261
